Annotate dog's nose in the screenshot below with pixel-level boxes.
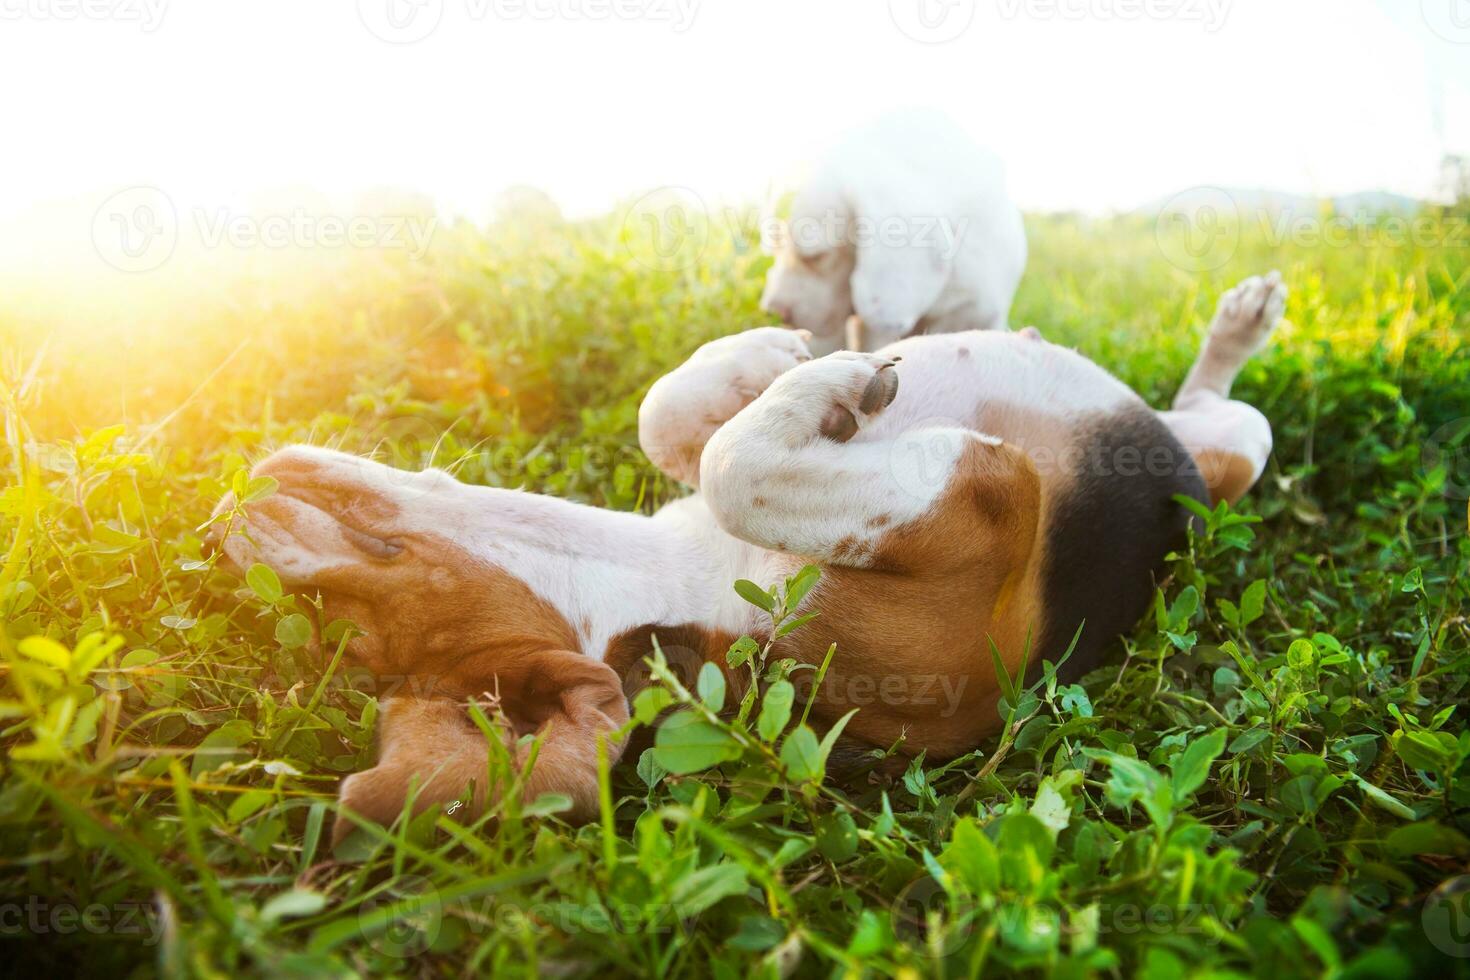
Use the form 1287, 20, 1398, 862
765, 301, 794, 325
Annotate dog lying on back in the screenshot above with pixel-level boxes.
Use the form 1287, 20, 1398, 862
213, 273, 1285, 840
759, 110, 1028, 355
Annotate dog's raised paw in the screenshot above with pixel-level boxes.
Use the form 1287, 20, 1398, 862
1211, 270, 1287, 354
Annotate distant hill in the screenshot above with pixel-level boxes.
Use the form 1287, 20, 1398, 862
1141, 187, 1426, 217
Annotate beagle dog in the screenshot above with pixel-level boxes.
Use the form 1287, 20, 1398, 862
214, 272, 1285, 840
759, 110, 1028, 355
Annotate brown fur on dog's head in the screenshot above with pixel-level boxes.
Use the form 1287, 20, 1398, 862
211, 445, 630, 838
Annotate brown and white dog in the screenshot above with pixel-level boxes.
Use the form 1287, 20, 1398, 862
213, 272, 1285, 839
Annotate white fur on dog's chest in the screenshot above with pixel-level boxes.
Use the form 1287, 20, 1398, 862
646, 495, 795, 644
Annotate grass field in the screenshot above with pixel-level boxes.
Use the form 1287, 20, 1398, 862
1, 199, 1468, 978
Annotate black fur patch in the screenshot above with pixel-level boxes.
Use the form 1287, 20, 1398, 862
1038, 408, 1208, 682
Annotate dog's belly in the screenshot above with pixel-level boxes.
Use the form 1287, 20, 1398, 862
862, 330, 1140, 445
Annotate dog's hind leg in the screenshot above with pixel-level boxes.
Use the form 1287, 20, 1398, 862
1159, 273, 1286, 506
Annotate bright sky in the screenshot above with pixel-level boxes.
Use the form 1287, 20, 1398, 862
1, 0, 1468, 229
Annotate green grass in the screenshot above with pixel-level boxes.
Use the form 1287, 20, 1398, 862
1, 203, 1468, 977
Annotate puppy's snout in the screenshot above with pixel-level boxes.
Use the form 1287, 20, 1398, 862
762, 298, 794, 325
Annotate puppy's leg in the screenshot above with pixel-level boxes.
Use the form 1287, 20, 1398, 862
701, 352, 1039, 571
1160, 273, 1287, 506
638, 327, 812, 486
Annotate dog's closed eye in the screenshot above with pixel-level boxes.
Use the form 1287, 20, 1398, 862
339, 524, 405, 560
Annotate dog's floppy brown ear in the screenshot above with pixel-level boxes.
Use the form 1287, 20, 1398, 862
500, 649, 630, 818
333, 651, 629, 844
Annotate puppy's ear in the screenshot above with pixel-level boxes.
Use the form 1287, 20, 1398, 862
787, 177, 851, 257
509, 650, 630, 820
332, 652, 630, 843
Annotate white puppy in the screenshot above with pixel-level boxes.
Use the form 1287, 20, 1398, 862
760, 110, 1028, 355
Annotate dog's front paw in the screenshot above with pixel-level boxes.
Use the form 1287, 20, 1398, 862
1211, 271, 1287, 354
690, 326, 813, 398
760, 351, 900, 444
